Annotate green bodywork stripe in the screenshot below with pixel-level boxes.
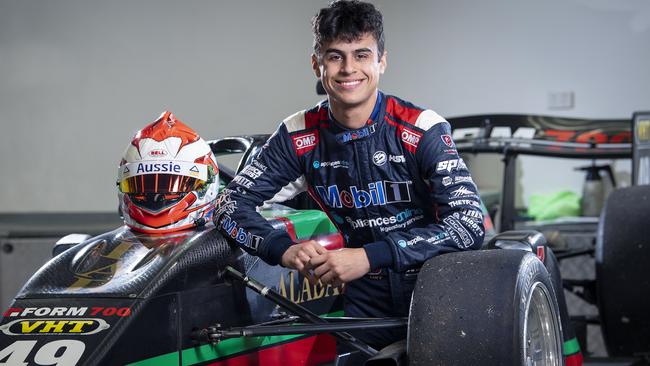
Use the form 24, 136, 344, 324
261, 209, 338, 239
563, 337, 581, 355
126, 311, 344, 366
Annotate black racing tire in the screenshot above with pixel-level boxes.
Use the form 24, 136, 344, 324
596, 186, 650, 357
407, 249, 563, 366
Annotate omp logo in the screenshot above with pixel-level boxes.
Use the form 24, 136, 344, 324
136, 161, 181, 174
4, 307, 87, 317
292, 133, 317, 150
315, 181, 411, 209
0, 318, 109, 336
401, 129, 421, 147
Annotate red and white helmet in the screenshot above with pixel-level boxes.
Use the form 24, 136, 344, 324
117, 111, 219, 233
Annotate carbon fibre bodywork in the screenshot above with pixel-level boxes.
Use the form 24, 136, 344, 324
0, 209, 344, 366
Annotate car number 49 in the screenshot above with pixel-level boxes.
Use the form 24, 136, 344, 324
0, 340, 84, 366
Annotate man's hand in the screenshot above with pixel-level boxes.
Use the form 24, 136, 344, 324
281, 240, 327, 283
310, 248, 371, 286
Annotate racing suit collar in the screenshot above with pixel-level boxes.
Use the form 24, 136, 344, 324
331, 91, 386, 144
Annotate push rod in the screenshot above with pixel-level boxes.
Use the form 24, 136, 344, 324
225, 266, 379, 357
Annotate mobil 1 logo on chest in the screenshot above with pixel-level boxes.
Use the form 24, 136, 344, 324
316, 180, 411, 209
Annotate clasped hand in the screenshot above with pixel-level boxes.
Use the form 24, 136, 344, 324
280, 240, 370, 287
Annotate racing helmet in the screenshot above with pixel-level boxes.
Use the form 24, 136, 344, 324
117, 111, 219, 233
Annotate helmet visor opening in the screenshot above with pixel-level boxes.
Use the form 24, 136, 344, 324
119, 173, 206, 194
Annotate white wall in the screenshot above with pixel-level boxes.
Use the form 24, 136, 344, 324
1, 0, 649, 212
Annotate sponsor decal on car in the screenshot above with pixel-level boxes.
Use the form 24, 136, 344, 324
4, 307, 88, 318
3, 307, 131, 318
278, 271, 342, 304
0, 340, 85, 366
1, 318, 109, 336
315, 181, 411, 209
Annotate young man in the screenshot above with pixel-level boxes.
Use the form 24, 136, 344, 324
215, 0, 484, 348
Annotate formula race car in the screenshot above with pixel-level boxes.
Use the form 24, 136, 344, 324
449, 112, 650, 362
1, 114, 647, 366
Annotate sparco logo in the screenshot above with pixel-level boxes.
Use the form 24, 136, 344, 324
436, 158, 467, 173
316, 181, 411, 209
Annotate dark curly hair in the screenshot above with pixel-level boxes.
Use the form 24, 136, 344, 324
312, 0, 385, 60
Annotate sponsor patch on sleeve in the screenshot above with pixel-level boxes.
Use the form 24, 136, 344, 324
291, 131, 319, 156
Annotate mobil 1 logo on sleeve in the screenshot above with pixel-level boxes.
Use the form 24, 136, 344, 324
0, 339, 85, 366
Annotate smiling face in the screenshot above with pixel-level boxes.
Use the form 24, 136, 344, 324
312, 32, 387, 119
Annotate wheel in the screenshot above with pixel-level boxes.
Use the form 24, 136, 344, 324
596, 186, 650, 356
407, 249, 563, 366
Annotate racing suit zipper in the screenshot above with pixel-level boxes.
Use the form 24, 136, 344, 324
353, 140, 380, 244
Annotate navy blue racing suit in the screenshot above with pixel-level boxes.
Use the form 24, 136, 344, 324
215, 92, 485, 348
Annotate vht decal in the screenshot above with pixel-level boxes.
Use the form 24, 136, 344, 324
0, 340, 85, 366
1, 318, 109, 336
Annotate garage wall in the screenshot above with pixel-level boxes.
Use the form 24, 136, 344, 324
1, 0, 649, 212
